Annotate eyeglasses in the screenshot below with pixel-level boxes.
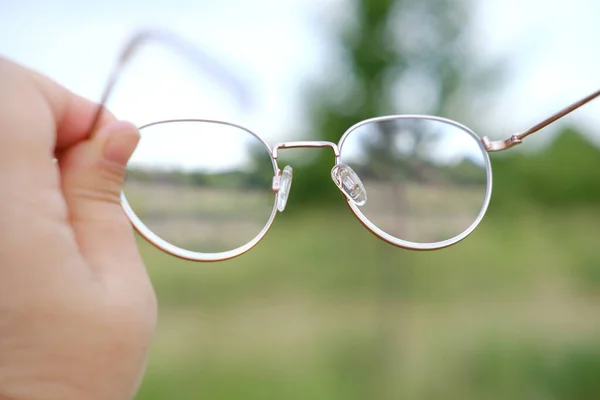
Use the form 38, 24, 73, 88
92, 30, 600, 262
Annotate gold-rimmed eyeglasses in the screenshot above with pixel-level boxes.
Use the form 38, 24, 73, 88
94, 30, 600, 262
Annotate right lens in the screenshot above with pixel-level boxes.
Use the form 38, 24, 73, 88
338, 116, 491, 247
123, 120, 277, 255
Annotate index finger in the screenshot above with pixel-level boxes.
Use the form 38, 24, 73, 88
26, 64, 115, 152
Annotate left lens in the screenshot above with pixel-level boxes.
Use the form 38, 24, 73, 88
338, 116, 491, 247
123, 120, 277, 257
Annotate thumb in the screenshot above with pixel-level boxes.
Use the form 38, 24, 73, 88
59, 120, 142, 271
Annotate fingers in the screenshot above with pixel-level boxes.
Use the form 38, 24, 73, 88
58, 120, 143, 272
0, 57, 113, 196
27, 63, 115, 152
0, 57, 146, 276
0, 57, 114, 153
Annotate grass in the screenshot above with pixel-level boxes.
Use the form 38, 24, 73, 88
135, 204, 600, 399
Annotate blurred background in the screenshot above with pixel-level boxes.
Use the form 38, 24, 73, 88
3, 0, 600, 398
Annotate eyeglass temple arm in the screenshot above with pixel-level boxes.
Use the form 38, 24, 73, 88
89, 28, 251, 131
482, 88, 600, 152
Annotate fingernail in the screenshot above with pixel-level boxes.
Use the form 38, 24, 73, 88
102, 121, 140, 165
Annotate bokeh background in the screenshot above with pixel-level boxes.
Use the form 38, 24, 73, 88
3, 0, 600, 398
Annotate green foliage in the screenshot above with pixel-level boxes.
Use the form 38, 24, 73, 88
490, 126, 600, 211
291, 0, 493, 207
460, 339, 600, 400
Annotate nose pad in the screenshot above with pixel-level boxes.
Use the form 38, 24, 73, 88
331, 164, 367, 206
274, 165, 293, 212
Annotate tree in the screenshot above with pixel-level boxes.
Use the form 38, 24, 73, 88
290, 0, 496, 208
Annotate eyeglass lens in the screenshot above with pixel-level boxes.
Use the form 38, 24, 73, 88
123, 117, 490, 255
124, 120, 277, 254
338, 117, 489, 244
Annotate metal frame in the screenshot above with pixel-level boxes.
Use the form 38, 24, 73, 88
93, 29, 600, 262
123, 114, 492, 260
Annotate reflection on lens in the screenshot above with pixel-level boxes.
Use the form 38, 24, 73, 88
339, 117, 489, 244
124, 120, 276, 254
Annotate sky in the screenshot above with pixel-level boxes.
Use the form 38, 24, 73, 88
1, 0, 599, 157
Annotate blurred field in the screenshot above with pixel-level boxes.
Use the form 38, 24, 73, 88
135, 203, 600, 400
125, 178, 487, 252
124, 180, 275, 252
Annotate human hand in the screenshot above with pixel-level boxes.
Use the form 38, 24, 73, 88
0, 58, 156, 400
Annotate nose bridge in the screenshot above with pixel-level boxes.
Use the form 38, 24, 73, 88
272, 141, 340, 159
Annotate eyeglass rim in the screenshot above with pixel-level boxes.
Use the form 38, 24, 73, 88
121, 119, 280, 262
337, 114, 493, 251
122, 114, 493, 261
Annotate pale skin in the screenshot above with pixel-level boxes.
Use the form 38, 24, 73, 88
0, 57, 156, 400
